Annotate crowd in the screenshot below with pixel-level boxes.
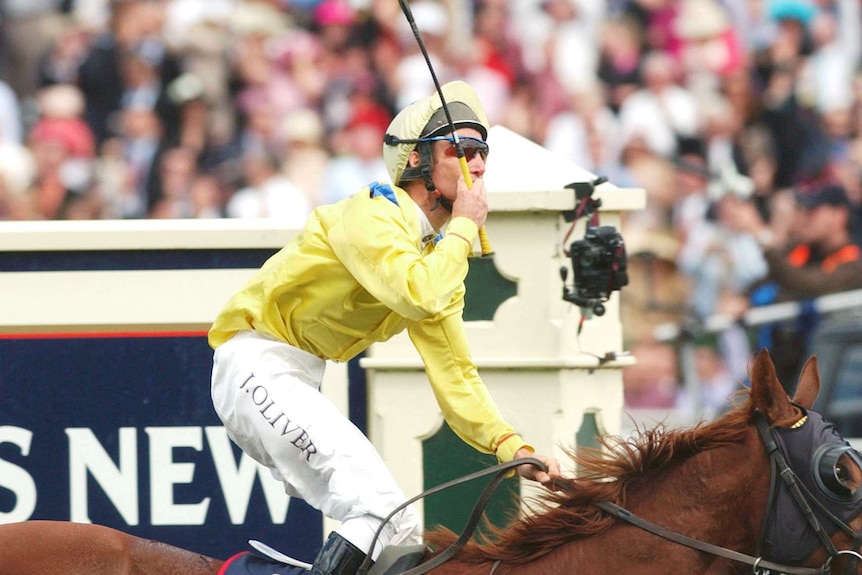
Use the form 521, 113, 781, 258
1, 0, 861, 414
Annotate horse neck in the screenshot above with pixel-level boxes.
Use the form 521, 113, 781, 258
626, 428, 770, 549
499, 426, 772, 575
588, 425, 771, 570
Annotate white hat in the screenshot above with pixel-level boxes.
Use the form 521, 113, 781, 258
382, 80, 488, 185
399, 1, 448, 40
674, 0, 730, 39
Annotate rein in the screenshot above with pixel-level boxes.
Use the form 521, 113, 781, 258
357, 457, 547, 575
593, 501, 827, 575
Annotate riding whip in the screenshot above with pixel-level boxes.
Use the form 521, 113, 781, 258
396, 0, 494, 257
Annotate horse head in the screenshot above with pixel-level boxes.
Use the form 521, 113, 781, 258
749, 349, 862, 574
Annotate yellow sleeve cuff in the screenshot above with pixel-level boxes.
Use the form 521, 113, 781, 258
495, 433, 531, 463
446, 218, 478, 249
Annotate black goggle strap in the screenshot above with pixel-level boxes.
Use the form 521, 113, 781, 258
386, 135, 488, 193
756, 413, 780, 559
417, 143, 436, 192
756, 413, 841, 559
384, 134, 489, 155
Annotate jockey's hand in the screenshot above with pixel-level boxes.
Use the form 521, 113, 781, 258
514, 447, 562, 490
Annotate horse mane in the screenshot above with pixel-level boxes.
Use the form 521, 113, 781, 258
424, 392, 760, 565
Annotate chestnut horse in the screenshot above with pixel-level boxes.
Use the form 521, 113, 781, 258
2, 350, 862, 575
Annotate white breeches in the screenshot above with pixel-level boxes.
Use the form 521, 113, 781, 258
211, 331, 422, 556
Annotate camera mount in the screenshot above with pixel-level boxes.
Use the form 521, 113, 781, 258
559, 176, 628, 320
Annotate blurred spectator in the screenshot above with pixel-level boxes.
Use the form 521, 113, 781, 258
596, 13, 643, 115
0, 79, 24, 144
231, 5, 319, 146
24, 83, 97, 219
76, 0, 181, 145
187, 174, 227, 218
673, 138, 767, 321
753, 3, 834, 189
673, 136, 767, 383
0, 0, 67, 101
444, 0, 520, 127
120, 50, 162, 111
718, 183, 862, 387
617, 50, 701, 159
0, 142, 37, 219
623, 339, 679, 408
61, 189, 106, 219
470, 0, 529, 94
75, 9, 125, 145
117, 105, 164, 217
91, 136, 134, 219
669, 0, 746, 94
151, 170, 225, 219
313, 0, 357, 55
148, 146, 199, 218
393, 0, 452, 110
225, 149, 311, 225
730, 125, 781, 239
798, 7, 858, 115
618, 139, 678, 243
279, 107, 330, 207
38, 16, 93, 88
314, 18, 388, 138
544, 84, 625, 183
623, 339, 738, 417
162, 0, 235, 146
320, 100, 390, 205
163, 73, 209, 152
699, 91, 741, 177
516, 0, 604, 134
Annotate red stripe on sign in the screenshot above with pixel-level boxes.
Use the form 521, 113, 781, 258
0, 331, 208, 340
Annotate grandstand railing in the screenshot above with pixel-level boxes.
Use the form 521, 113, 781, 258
643, 289, 862, 431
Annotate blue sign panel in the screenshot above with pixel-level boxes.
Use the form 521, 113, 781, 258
0, 334, 322, 562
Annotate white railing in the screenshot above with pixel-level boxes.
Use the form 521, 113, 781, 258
624, 289, 862, 431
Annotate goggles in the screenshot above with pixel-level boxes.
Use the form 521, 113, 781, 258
426, 136, 489, 162
813, 443, 862, 502
384, 133, 489, 162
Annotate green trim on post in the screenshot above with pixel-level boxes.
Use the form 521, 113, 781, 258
464, 258, 517, 321
576, 409, 604, 450
422, 422, 520, 536
575, 410, 604, 475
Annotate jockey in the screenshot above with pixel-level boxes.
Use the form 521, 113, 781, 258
208, 80, 562, 575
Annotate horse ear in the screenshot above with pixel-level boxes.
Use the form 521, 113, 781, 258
791, 355, 820, 409
750, 349, 797, 421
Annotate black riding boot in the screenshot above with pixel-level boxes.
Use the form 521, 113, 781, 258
311, 533, 369, 575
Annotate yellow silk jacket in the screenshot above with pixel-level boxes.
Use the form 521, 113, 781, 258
209, 182, 529, 463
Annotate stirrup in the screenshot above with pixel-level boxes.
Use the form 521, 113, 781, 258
367, 544, 426, 575
312, 532, 367, 575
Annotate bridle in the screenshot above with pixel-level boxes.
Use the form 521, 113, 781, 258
595, 410, 862, 574
755, 410, 862, 572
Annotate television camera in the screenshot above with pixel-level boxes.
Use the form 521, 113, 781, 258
560, 177, 628, 318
